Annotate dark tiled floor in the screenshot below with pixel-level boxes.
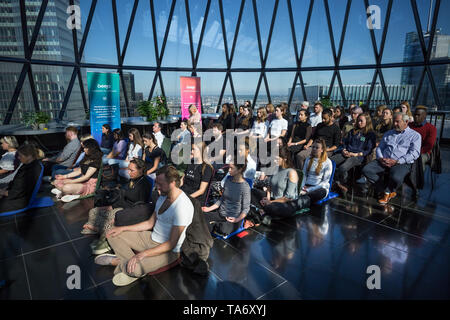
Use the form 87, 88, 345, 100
1, 150, 449, 300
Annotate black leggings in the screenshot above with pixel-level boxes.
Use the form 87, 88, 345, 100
204, 210, 242, 235
251, 188, 327, 219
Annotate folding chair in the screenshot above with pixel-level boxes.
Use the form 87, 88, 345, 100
0, 162, 54, 217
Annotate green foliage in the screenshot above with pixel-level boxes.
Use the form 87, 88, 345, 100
137, 96, 169, 121
320, 95, 333, 108
36, 111, 51, 124
23, 112, 37, 127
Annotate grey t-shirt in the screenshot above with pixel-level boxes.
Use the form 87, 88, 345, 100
270, 168, 298, 200
215, 178, 251, 218
54, 138, 81, 167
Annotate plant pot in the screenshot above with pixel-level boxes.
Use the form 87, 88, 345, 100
39, 123, 46, 130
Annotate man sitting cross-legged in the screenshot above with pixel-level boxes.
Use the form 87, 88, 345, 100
94, 165, 194, 287
357, 113, 421, 204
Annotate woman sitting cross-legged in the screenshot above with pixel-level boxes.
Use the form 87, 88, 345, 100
330, 113, 376, 193
83, 158, 153, 255
298, 138, 333, 206
0, 143, 43, 214
117, 128, 144, 180
52, 139, 103, 202
250, 146, 299, 225
142, 132, 166, 180
201, 160, 250, 237
180, 141, 213, 206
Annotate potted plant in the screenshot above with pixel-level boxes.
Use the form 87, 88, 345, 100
137, 100, 152, 121
24, 112, 38, 130
36, 111, 51, 129
154, 96, 169, 120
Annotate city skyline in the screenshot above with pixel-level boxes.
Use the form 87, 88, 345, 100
1, 0, 450, 124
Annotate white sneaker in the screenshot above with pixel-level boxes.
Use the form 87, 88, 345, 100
51, 188, 62, 196
112, 272, 140, 287
61, 194, 81, 203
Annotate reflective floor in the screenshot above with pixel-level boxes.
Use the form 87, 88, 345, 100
1, 149, 449, 300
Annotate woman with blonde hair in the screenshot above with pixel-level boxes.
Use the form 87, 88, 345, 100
331, 113, 376, 193
400, 101, 413, 121
0, 136, 19, 184
300, 138, 333, 203
187, 104, 202, 133
0, 143, 43, 213
375, 108, 393, 143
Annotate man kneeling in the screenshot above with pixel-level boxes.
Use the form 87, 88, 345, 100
95, 165, 194, 287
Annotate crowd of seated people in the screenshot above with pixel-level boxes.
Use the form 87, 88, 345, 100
0, 100, 440, 287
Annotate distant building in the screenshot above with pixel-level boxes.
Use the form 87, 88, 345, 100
402, 30, 450, 110
0, 0, 85, 124
289, 84, 415, 110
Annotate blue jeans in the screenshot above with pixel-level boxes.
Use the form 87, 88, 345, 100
101, 147, 112, 155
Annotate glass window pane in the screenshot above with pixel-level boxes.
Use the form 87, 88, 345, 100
301, 0, 334, 68
29, 1, 77, 63
230, 72, 260, 106
336, 69, 375, 108
0, 2, 25, 58
265, 72, 296, 110
340, 0, 376, 66
381, 1, 425, 64
161, 0, 193, 68
196, 72, 228, 113
430, 65, 450, 110
382, 67, 421, 108
196, 0, 227, 68
82, 0, 118, 64
122, 0, 157, 67
230, 0, 260, 68
0, 63, 30, 124
265, 0, 297, 68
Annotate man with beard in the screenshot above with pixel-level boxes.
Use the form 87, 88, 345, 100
95, 165, 194, 287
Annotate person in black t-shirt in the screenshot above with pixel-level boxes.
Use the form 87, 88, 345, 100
287, 109, 312, 166
296, 109, 341, 170
82, 158, 152, 235
142, 132, 166, 179
180, 142, 213, 205
206, 123, 227, 171
52, 139, 103, 199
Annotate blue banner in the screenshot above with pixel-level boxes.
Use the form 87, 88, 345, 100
87, 72, 121, 144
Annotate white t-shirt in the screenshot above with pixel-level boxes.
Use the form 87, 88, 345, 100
309, 112, 322, 127
154, 131, 165, 148
151, 191, 194, 252
127, 143, 143, 160
251, 120, 269, 137
269, 118, 288, 137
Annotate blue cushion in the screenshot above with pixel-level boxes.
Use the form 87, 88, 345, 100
315, 160, 338, 205
212, 219, 246, 240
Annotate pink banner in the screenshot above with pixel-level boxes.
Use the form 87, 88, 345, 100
180, 76, 202, 121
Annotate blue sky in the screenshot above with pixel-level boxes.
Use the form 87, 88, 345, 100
79, 0, 450, 98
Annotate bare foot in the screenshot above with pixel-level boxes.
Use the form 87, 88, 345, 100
83, 224, 98, 232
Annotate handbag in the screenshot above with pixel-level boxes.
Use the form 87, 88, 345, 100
94, 188, 121, 207
101, 163, 119, 187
